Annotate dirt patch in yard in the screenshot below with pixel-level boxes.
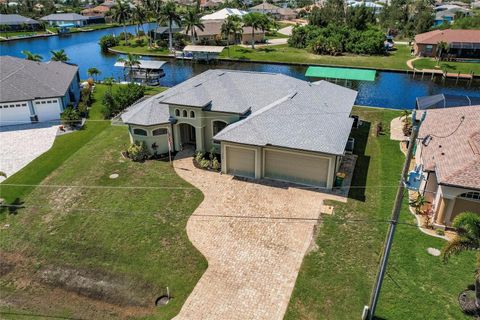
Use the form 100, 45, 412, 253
0, 252, 156, 319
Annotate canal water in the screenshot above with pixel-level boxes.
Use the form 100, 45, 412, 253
1, 24, 478, 109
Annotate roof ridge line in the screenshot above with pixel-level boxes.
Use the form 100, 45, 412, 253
213, 92, 296, 139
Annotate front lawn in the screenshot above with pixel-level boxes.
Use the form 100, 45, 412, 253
285, 107, 474, 319
0, 84, 206, 319
220, 44, 412, 70
413, 58, 480, 75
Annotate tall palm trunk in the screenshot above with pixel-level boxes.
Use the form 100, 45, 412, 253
251, 29, 254, 49
123, 23, 128, 45
168, 19, 173, 51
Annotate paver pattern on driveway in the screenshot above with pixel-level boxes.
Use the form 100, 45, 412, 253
173, 153, 345, 320
0, 123, 58, 182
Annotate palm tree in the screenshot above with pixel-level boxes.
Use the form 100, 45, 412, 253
146, 0, 163, 46
87, 67, 101, 81
50, 49, 69, 62
221, 15, 242, 55
159, 1, 182, 51
401, 109, 410, 123
443, 212, 480, 307
116, 53, 140, 81
436, 41, 449, 66
131, 5, 147, 37
242, 12, 268, 49
409, 193, 429, 215
183, 8, 204, 45
21, 50, 43, 61
111, 0, 131, 45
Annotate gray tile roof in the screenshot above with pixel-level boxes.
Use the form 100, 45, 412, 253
122, 70, 357, 155
0, 14, 39, 25
214, 81, 356, 155
40, 13, 88, 21
121, 96, 171, 126
0, 56, 79, 103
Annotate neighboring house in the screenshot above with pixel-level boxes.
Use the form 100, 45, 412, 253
348, 1, 383, 14
413, 29, 480, 58
201, 8, 247, 21
40, 13, 89, 27
416, 93, 480, 110
416, 106, 480, 228
81, 4, 111, 17
121, 70, 357, 189
0, 56, 80, 126
434, 7, 470, 26
151, 23, 182, 41
0, 14, 41, 30
250, 2, 281, 15
186, 20, 265, 45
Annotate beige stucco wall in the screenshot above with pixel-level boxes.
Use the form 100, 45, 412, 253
451, 197, 480, 222
424, 171, 439, 205
128, 124, 172, 155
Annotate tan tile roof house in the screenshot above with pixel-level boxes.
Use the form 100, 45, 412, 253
121, 70, 357, 189
186, 20, 264, 45
413, 29, 480, 58
416, 105, 480, 228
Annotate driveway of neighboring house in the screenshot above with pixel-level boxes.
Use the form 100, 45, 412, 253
173, 152, 345, 320
0, 123, 59, 182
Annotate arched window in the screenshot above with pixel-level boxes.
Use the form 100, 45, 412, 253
152, 128, 168, 136
175, 109, 180, 117
459, 192, 480, 201
133, 128, 147, 136
190, 110, 195, 118
212, 120, 227, 135
182, 110, 188, 117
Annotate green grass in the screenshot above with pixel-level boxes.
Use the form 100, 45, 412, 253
285, 107, 474, 319
0, 84, 164, 216
0, 84, 205, 319
0, 30, 47, 39
220, 44, 412, 70
70, 23, 120, 32
111, 43, 412, 71
413, 58, 480, 75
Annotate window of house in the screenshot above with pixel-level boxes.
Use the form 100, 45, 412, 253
41, 101, 46, 104
22, 103, 27, 106
190, 110, 195, 118
133, 128, 148, 136
212, 120, 227, 136
459, 192, 480, 201
15, 104, 20, 107
175, 109, 180, 117
152, 128, 168, 136
9, 105, 14, 108
182, 110, 188, 117
35, 101, 40, 104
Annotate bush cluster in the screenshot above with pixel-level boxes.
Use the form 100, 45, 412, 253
61, 106, 81, 129
288, 24, 385, 56
194, 150, 221, 171
126, 141, 150, 162
101, 83, 145, 119
99, 34, 119, 53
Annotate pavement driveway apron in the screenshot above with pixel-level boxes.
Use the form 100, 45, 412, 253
0, 123, 58, 182
173, 153, 344, 320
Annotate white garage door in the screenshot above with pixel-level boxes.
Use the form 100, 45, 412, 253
226, 146, 256, 178
264, 149, 329, 187
0, 103, 32, 126
34, 101, 62, 122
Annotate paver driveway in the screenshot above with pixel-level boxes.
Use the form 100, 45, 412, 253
0, 123, 58, 182
173, 153, 345, 320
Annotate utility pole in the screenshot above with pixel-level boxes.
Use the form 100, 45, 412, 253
365, 110, 425, 320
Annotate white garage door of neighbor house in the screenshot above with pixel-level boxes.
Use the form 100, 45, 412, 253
226, 146, 256, 179
34, 101, 62, 122
0, 104, 31, 126
264, 149, 329, 187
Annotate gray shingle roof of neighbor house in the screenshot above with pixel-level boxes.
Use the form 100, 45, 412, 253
0, 56, 79, 103
122, 70, 357, 155
40, 13, 89, 21
0, 14, 40, 25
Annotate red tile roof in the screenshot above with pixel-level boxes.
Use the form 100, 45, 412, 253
415, 29, 480, 45
418, 106, 480, 190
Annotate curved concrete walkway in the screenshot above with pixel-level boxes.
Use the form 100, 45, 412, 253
406, 57, 420, 69
173, 152, 344, 320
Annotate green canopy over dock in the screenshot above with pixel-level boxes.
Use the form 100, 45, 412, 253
305, 66, 377, 81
